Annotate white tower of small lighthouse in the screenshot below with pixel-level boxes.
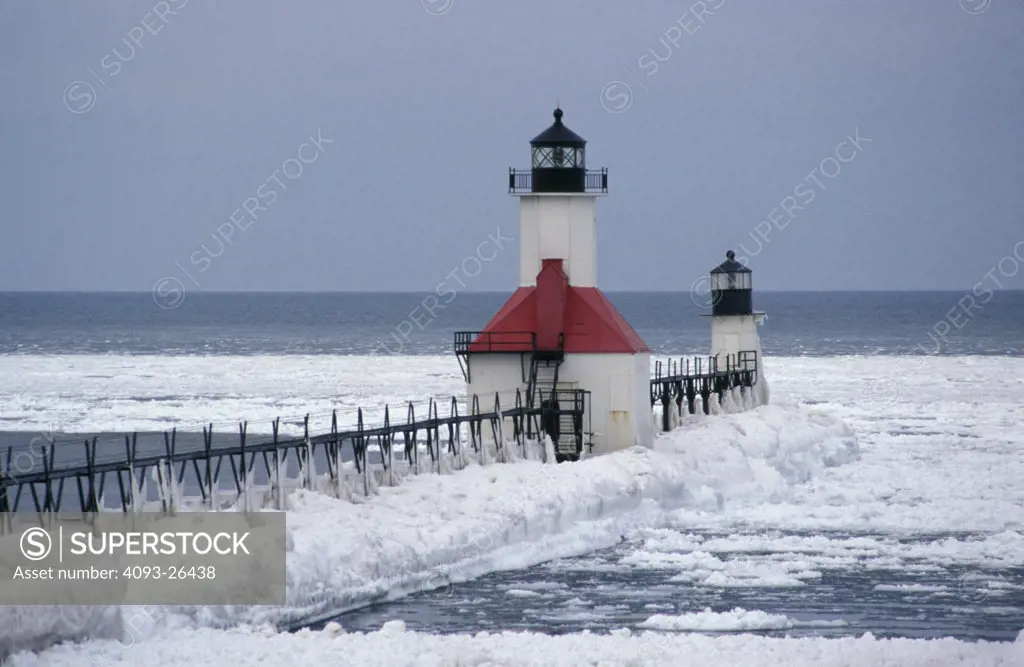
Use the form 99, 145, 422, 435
456, 108, 652, 461
707, 251, 770, 405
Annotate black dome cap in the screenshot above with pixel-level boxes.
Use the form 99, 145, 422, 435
530, 107, 586, 146
710, 250, 752, 274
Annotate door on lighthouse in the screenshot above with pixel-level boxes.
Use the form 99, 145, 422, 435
607, 373, 630, 452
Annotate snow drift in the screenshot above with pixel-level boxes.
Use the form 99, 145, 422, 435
1, 403, 858, 661
9, 620, 1022, 667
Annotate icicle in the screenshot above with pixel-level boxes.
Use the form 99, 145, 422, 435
720, 389, 736, 414
244, 466, 257, 513
273, 451, 284, 510
130, 466, 142, 513
91, 478, 102, 512
177, 474, 189, 512
204, 462, 213, 511
210, 462, 220, 511
332, 441, 343, 498
456, 425, 467, 469
152, 461, 169, 513
168, 461, 179, 514
495, 417, 505, 466
479, 429, 489, 468
543, 434, 556, 464
386, 438, 396, 487
363, 454, 378, 497
339, 461, 355, 502
502, 426, 519, 464
303, 438, 316, 491
148, 465, 159, 510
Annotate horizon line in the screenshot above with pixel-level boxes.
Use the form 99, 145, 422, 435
1, 289, 1021, 294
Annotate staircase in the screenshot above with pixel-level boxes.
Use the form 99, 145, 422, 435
526, 335, 583, 461
528, 356, 561, 405
526, 332, 564, 409
555, 409, 583, 460
533, 387, 586, 462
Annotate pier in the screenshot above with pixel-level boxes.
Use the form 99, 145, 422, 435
0, 388, 588, 522
0, 350, 757, 525
650, 350, 759, 432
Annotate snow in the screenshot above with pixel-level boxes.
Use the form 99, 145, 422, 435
599, 528, 1024, 596
1, 354, 1023, 664
0, 608, 122, 662
199, 399, 855, 629
638, 607, 822, 632
6, 624, 1022, 667
873, 583, 951, 593
0, 355, 458, 435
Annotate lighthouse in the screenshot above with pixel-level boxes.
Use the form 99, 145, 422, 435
706, 250, 770, 406
455, 108, 652, 461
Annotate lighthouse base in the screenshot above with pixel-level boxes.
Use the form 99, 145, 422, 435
709, 313, 769, 406
559, 352, 652, 455
464, 351, 652, 457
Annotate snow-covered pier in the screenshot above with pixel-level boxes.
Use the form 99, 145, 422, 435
0, 346, 760, 522
0, 388, 584, 520
650, 351, 759, 431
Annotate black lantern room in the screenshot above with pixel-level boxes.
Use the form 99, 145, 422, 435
710, 250, 753, 316
529, 108, 587, 193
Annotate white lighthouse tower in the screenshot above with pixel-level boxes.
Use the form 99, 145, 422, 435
706, 250, 770, 406
455, 108, 652, 461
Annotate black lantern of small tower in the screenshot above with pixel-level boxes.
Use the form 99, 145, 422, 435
710, 250, 753, 316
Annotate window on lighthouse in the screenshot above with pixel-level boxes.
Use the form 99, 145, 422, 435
532, 146, 583, 169
712, 273, 751, 290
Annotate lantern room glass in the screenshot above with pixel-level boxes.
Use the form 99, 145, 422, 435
532, 145, 584, 169
711, 272, 751, 290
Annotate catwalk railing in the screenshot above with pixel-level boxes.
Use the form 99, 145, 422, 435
453, 330, 537, 383
507, 168, 608, 194
0, 388, 591, 521
650, 351, 758, 431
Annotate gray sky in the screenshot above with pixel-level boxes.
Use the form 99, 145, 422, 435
1, 1, 1022, 292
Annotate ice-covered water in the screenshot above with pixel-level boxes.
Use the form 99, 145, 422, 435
2, 353, 1023, 665
332, 529, 1023, 641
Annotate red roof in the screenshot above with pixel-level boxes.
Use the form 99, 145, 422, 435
469, 259, 649, 354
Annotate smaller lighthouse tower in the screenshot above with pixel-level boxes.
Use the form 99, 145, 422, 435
455, 108, 652, 461
706, 251, 770, 405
